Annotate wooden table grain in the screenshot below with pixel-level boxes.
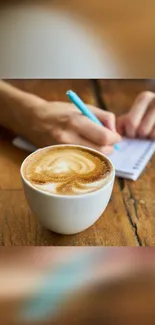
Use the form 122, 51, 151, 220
0, 79, 155, 246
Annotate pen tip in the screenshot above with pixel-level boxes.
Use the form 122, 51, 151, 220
114, 144, 120, 150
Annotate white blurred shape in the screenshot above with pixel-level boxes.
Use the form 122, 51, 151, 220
0, 4, 125, 78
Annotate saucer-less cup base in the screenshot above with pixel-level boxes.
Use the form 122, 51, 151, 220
21, 145, 115, 235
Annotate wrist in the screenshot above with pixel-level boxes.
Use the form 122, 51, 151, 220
16, 92, 46, 139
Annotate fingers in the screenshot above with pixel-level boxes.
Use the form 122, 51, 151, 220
125, 92, 155, 138
116, 92, 155, 138
67, 131, 112, 153
116, 115, 127, 135
58, 130, 114, 155
137, 99, 155, 137
70, 114, 121, 147
88, 105, 117, 132
100, 145, 114, 155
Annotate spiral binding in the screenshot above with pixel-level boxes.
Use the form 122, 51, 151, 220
133, 143, 152, 170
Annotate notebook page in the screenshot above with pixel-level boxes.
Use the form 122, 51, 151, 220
109, 138, 155, 178
12, 137, 36, 152
131, 142, 155, 180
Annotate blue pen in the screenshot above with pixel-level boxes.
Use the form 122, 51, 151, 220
67, 90, 119, 150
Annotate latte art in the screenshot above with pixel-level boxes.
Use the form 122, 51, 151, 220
23, 147, 112, 195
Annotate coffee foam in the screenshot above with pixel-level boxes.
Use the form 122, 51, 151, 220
23, 147, 113, 196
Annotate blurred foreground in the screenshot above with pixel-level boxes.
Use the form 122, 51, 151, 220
0, 0, 155, 77
0, 248, 155, 324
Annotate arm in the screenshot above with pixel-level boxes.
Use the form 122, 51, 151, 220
0, 80, 45, 134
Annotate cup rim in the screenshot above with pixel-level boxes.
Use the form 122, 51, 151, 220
20, 144, 115, 199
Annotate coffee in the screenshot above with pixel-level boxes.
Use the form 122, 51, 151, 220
23, 146, 113, 196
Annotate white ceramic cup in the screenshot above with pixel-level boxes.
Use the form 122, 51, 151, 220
20, 145, 115, 235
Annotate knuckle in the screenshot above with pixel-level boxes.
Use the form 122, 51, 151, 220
59, 112, 71, 125
66, 113, 78, 128
66, 113, 73, 126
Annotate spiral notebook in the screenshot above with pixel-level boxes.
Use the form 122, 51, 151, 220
13, 137, 155, 181
109, 138, 155, 180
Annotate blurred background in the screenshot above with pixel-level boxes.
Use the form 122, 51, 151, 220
0, 0, 155, 77
1, 247, 155, 324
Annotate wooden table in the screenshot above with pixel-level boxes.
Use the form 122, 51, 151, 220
53, 0, 155, 77
0, 79, 155, 246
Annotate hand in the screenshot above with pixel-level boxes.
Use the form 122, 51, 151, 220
117, 91, 155, 139
18, 98, 121, 155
